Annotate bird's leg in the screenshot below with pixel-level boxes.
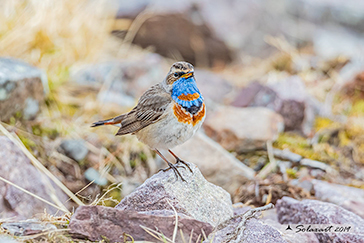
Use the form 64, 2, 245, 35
154, 149, 186, 182
168, 150, 193, 173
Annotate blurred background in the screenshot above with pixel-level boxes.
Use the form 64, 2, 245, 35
1, 0, 364, 234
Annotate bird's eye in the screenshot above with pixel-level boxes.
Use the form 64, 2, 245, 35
173, 72, 179, 78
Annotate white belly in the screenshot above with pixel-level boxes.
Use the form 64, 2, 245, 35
135, 104, 204, 150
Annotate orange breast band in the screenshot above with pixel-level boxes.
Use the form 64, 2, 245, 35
177, 93, 200, 101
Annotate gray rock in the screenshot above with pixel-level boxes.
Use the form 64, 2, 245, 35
59, 139, 89, 162
277, 160, 292, 181
71, 58, 232, 108
270, 77, 315, 134
0, 57, 46, 121
206, 217, 288, 243
289, 179, 314, 193
231, 82, 278, 110
201, 0, 364, 57
314, 27, 364, 60
0, 235, 20, 243
171, 132, 255, 195
340, 63, 364, 103
23, 98, 40, 120
298, 0, 364, 32
242, 219, 288, 243
2, 219, 57, 236
70, 62, 135, 107
232, 77, 322, 135
262, 218, 319, 243
309, 169, 326, 178
263, 208, 319, 243
273, 148, 302, 163
114, 0, 364, 59
277, 197, 364, 243
0, 58, 46, 86
71, 62, 123, 85
70, 54, 168, 106
113, 13, 233, 67
115, 162, 233, 227
204, 106, 284, 152
225, 205, 319, 243
120, 179, 142, 198
84, 168, 108, 186
339, 60, 364, 85
70, 205, 213, 243
232, 204, 251, 216
115, 0, 193, 19
0, 136, 68, 219
312, 179, 364, 218
300, 159, 336, 174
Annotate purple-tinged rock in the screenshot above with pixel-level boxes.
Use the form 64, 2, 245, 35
203, 106, 284, 152
312, 179, 364, 219
277, 197, 364, 243
205, 217, 287, 243
231, 77, 322, 135
0, 136, 68, 219
70, 205, 212, 243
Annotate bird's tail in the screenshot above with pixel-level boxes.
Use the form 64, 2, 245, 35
91, 115, 123, 127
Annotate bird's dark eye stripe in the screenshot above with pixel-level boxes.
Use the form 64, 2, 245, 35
174, 72, 185, 78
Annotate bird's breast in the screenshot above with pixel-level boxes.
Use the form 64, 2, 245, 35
172, 102, 206, 126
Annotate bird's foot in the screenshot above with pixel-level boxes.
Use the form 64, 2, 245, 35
159, 162, 187, 182
176, 158, 193, 173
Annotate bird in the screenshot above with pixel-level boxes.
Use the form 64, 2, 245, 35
91, 61, 206, 181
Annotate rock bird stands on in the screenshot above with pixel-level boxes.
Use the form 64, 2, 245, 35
92, 62, 206, 181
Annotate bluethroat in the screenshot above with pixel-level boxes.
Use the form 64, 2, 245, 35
92, 62, 206, 181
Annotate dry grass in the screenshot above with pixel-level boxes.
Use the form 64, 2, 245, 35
140, 200, 209, 243
0, 0, 115, 71
0, 0, 158, 242
0, 122, 83, 207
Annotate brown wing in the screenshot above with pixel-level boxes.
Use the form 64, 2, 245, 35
115, 83, 172, 136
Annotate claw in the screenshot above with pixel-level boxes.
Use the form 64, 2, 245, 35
176, 158, 193, 173
155, 149, 188, 182
168, 149, 193, 174
161, 162, 186, 182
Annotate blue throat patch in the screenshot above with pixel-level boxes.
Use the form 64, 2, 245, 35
171, 77, 204, 109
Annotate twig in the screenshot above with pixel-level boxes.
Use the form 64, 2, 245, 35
235, 203, 274, 242
90, 182, 122, 206
64, 180, 95, 204
215, 203, 275, 243
256, 140, 277, 179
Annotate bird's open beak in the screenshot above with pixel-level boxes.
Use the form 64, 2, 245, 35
181, 72, 193, 78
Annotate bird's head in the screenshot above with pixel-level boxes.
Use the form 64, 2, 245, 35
162, 61, 195, 92
163, 61, 203, 108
